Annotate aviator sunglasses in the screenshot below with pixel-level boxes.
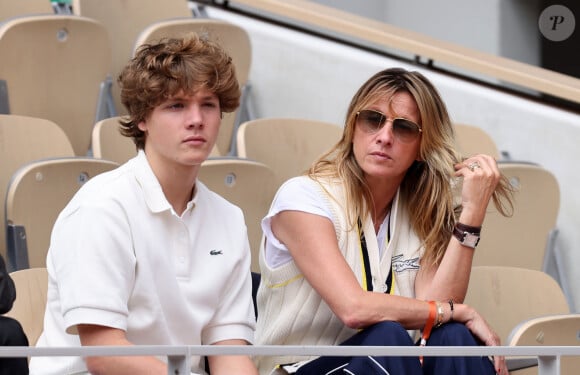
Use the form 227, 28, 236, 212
356, 109, 422, 143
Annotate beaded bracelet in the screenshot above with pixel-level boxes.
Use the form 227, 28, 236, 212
448, 300, 454, 321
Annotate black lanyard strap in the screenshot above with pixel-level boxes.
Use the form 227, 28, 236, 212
357, 217, 393, 294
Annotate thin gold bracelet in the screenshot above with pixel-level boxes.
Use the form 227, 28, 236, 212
435, 301, 444, 328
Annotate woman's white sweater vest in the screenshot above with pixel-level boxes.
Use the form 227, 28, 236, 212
255, 177, 424, 374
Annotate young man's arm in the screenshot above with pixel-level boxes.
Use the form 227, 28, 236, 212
208, 339, 258, 375
79, 326, 259, 375
77, 324, 167, 375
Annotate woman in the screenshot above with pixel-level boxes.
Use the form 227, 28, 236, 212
255, 68, 513, 375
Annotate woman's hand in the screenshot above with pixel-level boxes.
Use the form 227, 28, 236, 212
454, 304, 508, 374
454, 154, 501, 226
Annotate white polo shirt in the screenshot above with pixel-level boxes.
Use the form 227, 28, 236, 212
30, 151, 255, 375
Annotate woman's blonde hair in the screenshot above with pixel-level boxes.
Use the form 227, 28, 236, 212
117, 33, 240, 149
309, 68, 513, 266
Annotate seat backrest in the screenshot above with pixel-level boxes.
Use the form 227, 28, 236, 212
91, 116, 137, 164
134, 18, 252, 156
0, 115, 75, 261
91, 116, 219, 163
0, 14, 112, 156
198, 158, 277, 273
72, 0, 192, 118
464, 266, 569, 345
0, 0, 54, 20
5, 157, 119, 271
4, 267, 48, 346
454, 123, 500, 159
473, 162, 560, 271
236, 118, 343, 189
507, 314, 580, 375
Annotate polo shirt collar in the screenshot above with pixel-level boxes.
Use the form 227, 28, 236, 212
133, 150, 173, 213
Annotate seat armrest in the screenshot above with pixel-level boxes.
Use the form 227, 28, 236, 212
6, 224, 29, 272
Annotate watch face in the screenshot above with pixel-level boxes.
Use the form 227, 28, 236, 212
464, 232, 480, 248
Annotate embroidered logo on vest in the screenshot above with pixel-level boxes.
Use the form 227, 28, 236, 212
392, 254, 420, 272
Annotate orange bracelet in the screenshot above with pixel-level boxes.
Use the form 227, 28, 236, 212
420, 301, 437, 366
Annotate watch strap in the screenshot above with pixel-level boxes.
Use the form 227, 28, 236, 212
455, 222, 481, 235
453, 222, 481, 249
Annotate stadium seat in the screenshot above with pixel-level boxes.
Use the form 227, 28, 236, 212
0, 115, 75, 263
464, 266, 569, 345
0, 14, 113, 156
454, 123, 500, 159
5, 157, 118, 271
473, 162, 560, 272
4, 267, 48, 346
0, 0, 53, 20
507, 314, 580, 375
464, 265, 570, 374
236, 118, 343, 189
91, 116, 137, 164
71, 0, 193, 118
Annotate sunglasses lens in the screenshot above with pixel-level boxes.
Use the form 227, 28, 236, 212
357, 110, 385, 133
393, 118, 421, 142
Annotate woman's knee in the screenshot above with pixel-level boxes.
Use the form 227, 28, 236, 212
346, 321, 415, 346
430, 322, 479, 346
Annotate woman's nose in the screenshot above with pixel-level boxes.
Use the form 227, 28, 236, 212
376, 120, 395, 143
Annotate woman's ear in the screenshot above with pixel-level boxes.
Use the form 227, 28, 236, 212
415, 150, 423, 162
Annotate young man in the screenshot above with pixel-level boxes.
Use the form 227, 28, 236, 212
30, 34, 258, 375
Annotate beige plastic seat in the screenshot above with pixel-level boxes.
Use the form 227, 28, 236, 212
454, 123, 500, 159
91, 116, 219, 164
236, 118, 343, 189
4, 267, 48, 346
0, 115, 75, 261
91, 116, 137, 164
5, 157, 119, 271
198, 158, 277, 273
135, 18, 253, 156
72, 0, 193, 118
464, 266, 569, 345
0, 14, 113, 156
464, 266, 570, 374
507, 314, 580, 375
0, 0, 54, 20
473, 162, 560, 272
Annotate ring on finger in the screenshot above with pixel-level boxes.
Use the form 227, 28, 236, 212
468, 162, 481, 171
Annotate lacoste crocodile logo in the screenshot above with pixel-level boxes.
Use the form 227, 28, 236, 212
210, 250, 223, 255
391, 254, 420, 272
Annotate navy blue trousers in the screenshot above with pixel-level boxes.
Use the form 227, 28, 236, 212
0, 316, 29, 374
296, 321, 495, 375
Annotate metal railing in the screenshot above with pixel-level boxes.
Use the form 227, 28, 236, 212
2, 345, 580, 375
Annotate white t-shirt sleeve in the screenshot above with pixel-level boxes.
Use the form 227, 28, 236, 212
261, 177, 333, 268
